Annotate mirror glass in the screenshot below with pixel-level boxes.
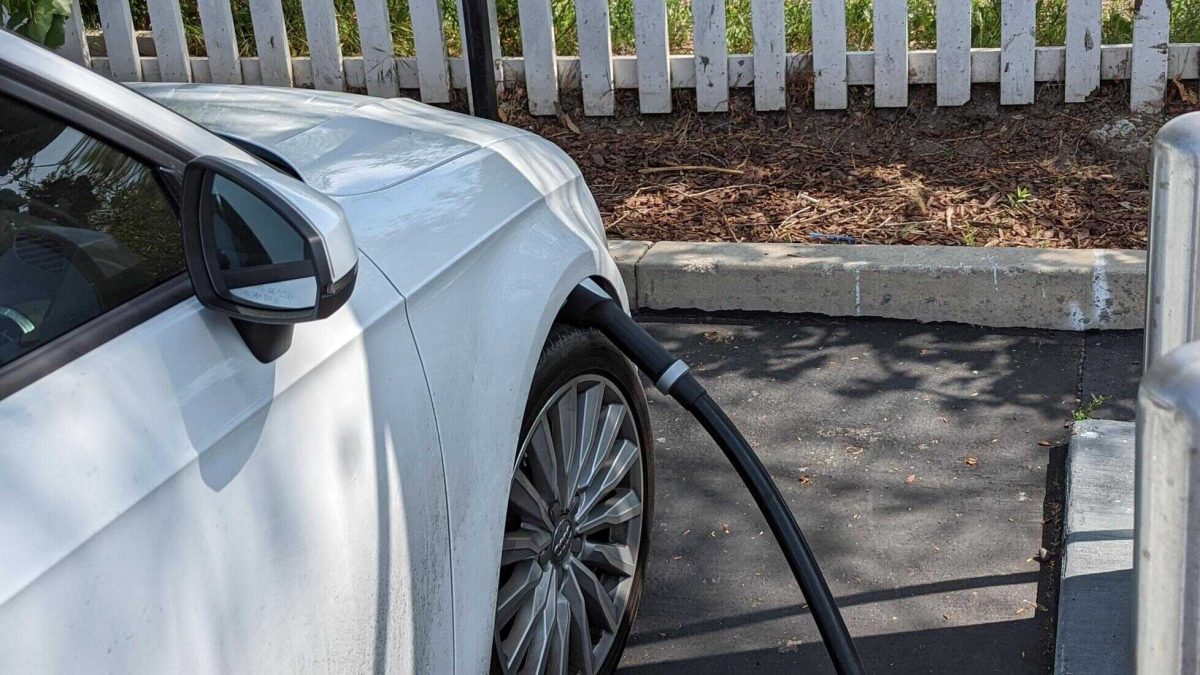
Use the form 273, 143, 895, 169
203, 174, 317, 311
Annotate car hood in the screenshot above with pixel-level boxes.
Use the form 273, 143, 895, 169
130, 84, 531, 197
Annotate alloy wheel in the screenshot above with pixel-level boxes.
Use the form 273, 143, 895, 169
494, 374, 646, 674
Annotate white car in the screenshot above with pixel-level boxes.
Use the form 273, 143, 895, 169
0, 33, 653, 674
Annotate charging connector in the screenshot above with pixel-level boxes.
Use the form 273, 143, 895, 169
563, 280, 865, 675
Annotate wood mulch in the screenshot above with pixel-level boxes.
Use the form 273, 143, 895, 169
501, 81, 1200, 249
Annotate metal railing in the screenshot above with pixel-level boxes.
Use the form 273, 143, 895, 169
1136, 111, 1200, 673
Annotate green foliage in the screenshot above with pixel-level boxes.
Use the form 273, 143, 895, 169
1073, 394, 1112, 421
3, 0, 71, 47
1007, 186, 1032, 209
74, 0, 1198, 59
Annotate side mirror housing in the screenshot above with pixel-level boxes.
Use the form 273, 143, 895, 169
180, 156, 358, 360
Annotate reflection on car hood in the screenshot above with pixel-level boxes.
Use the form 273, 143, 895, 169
129, 84, 530, 197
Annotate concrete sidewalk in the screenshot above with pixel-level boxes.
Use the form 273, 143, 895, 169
620, 313, 1141, 673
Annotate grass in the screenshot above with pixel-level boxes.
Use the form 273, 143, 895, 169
1073, 394, 1112, 421
1006, 186, 1032, 209
81, 0, 1197, 59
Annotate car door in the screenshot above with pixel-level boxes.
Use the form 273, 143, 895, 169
0, 63, 454, 672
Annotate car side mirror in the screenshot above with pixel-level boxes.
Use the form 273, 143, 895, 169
181, 156, 358, 362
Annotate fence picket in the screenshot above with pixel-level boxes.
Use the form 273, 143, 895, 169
936, 0, 970, 105
692, 0, 728, 112
96, 0, 141, 81
1064, 0, 1101, 102
633, 0, 671, 113
196, 0, 240, 83
57, 0, 90, 66
1131, 0, 1169, 112
812, 0, 847, 109
147, 0, 191, 81
751, 0, 786, 110
300, 0, 345, 90
409, 0, 451, 102
353, 0, 398, 96
518, 0, 559, 114
576, 0, 615, 115
1000, 0, 1035, 104
249, 0, 293, 85
873, 0, 907, 107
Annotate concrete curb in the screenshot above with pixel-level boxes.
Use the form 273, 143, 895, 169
1055, 419, 1134, 675
609, 240, 1146, 331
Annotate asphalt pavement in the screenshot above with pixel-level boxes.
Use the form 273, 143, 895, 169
618, 312, 1141, 674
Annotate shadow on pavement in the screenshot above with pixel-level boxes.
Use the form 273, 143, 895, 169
619, 314, 1138, 674
621, 618, 1047, 674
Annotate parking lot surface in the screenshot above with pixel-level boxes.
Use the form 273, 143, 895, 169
620, 314, 1140, 674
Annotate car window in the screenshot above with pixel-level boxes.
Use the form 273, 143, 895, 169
0, 94, 185, 368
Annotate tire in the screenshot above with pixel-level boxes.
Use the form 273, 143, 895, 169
492, 326, 655, 675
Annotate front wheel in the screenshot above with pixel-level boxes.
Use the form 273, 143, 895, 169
492, 327, 655, 675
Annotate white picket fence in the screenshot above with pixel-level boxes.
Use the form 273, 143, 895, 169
51, 0, 1194, 115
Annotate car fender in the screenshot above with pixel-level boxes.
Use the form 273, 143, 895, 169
339, 133, 625, 672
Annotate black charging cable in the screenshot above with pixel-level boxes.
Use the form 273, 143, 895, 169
563, 280, 866, 675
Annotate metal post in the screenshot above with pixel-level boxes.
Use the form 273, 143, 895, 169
1136, 341, 1200, 673
1144, 112, 1200, 371
1136, 113, 1200, 672
460, 0, 499, 120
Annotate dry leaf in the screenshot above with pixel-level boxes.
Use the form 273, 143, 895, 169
965, 456, 978, 467
702, 330, 734, 343
905, 474, 917, 485
798, 474, 814, 486
556, 108, 581, 135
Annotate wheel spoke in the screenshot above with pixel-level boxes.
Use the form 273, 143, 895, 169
510, 471, 552, 530
546, 594, 570, 675
496, 560, 544, 628
517, 568, 557, 675
575, 438, 638, 520
570, 557, 620, 634
576, 488, 642, 536
551, 384, 578, 501
502, 527, 550, 566
527, 420, 560, 503
579, 540, 636, 577
570, 384, 605, 495
578, 403, 627, 495
500, 569, 554, 673
562, 566, 596, 675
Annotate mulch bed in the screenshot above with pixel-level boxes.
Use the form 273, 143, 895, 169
501, 81, 1200, 249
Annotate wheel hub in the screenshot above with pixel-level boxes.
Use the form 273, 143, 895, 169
550, 517, 573, 564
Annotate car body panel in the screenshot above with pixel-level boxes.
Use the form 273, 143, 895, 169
0, 259, 455, 673
134, 84, 532, 198
129, 83, 376, 146
338, 134, 624, 672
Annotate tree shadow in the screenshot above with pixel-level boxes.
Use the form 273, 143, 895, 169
616, 314, 1110, 673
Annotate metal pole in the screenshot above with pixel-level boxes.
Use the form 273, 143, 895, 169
1144, 112, 1200, 370
1136, 113, 1200, 673
460, 0, 499, 120
1136, 342, 1200, 673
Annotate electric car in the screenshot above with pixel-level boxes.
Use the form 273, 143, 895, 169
0, 33, 652, 674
